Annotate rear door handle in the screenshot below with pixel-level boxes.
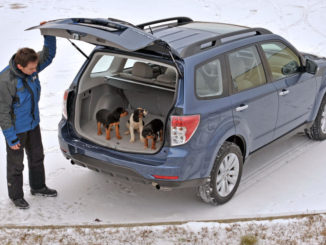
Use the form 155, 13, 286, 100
279, 89, 289, 96
235, 104, 249, 112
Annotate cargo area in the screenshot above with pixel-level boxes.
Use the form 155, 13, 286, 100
73, 52, 178, 153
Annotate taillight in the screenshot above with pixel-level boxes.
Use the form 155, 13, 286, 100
171, 115, 200, 146
62, 90, 69, 119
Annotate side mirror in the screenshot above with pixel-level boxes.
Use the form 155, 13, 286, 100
305, 59, 318, 74
281, 60, 299, 75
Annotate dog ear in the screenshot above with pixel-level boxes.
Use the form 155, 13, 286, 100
116, 107, 123, 114
139, 109, 144, 118
133, 109, 139, 121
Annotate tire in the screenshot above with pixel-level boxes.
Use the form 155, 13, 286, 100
198, 141, 243, 205
306, 96, 326, 141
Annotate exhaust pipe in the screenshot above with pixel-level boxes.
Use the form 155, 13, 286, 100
152, 182, 161, 190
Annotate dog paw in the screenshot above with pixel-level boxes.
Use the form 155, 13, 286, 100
124, 131, 130, 135
117, 136, 122, 140
130, 139, 135, 143
106, 137, 111, 140
97, 132, 102, 136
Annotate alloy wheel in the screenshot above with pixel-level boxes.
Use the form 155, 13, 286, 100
215, 153, 240, 197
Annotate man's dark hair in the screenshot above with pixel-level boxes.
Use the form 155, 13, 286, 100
14, 48, 38, 67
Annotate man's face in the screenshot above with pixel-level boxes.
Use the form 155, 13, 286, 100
17, 60, 38, 75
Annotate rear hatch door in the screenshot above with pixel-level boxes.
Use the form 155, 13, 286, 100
27, 18, 180, 56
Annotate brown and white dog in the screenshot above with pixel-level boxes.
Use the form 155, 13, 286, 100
96, 107, 128, 140
125, 108, 148, 143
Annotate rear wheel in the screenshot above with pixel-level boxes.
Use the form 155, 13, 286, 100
198, 141, 243, 205
305, 96, 326, 141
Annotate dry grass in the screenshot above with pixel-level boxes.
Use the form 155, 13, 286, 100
0, 214, 325, 244
240, 235, 258, 245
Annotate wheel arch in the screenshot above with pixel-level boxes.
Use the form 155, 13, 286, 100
225, 135, 247, 162
309, 77, 326, 122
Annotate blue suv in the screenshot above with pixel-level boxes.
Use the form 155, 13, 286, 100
30, 17, 326, 204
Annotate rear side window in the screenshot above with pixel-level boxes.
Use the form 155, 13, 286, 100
261, 42, 301, 81
195, 58, 223, 98
228, 46, 266, 92
91, 55, 114, 73
124, 58, 138, 69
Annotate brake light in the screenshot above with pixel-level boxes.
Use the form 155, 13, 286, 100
171, 115, 200, 146
62, 90, 69, 119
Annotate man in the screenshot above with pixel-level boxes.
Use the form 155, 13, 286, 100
0, 34, 57, 209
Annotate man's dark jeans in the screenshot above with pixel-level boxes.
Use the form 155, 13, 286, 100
6, 125, 45, 200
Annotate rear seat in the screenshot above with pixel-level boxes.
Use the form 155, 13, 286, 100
119, 62, 155, 83
119, 62, 176, 88
156, 67, 176, 87
106, 62, 175, 116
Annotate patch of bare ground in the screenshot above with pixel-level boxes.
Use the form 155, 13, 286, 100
9, 3, 27, 9
0, 213, 325, 244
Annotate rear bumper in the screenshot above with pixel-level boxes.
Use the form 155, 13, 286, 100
59, 119, 208, 189
64, 152, 207, 189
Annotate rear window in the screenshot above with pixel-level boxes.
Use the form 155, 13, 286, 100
88, 53, 177, 88
195, 57, 223, 98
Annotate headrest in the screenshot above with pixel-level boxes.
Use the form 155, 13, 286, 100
157, 67, 176, 84
132, 62, 153, 78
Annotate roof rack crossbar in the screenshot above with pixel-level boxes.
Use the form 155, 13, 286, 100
181, 27, 273, 57
137, 17, 193, 30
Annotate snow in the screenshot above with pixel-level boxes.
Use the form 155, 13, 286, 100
1, 0, 326, 243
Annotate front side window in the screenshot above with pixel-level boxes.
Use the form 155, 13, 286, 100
195, 58, 223, 98
228, 46, 266, 92
261, 42, 301, 81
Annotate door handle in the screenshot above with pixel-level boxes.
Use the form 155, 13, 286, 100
235, 104, 249, 112
279, 89, 289, 96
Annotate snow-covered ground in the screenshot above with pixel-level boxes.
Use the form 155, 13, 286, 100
1, 0, 326, 243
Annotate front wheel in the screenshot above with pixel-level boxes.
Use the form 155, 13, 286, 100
198, 141, 243, 205
305, 96, 326, 141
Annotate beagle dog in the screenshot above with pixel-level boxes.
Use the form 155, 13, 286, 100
142, 119, 163, 150
125, 108, 148, 143
96, 107, 128, 140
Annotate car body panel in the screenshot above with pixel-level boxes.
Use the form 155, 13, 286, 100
273, 73, 317, 138
231, 84, 278, 151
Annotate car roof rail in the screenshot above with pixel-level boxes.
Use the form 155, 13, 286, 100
137, 17, 193, 30
181, 27, 273, 57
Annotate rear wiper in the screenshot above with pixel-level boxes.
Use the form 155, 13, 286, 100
67, 39, 89, 60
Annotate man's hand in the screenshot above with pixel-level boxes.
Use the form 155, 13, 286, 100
10, 143, 21, 150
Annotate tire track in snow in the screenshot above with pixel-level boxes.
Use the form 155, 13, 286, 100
237, 135, 320, 195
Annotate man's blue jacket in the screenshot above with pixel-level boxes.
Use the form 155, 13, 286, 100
0, 35, 56, 146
